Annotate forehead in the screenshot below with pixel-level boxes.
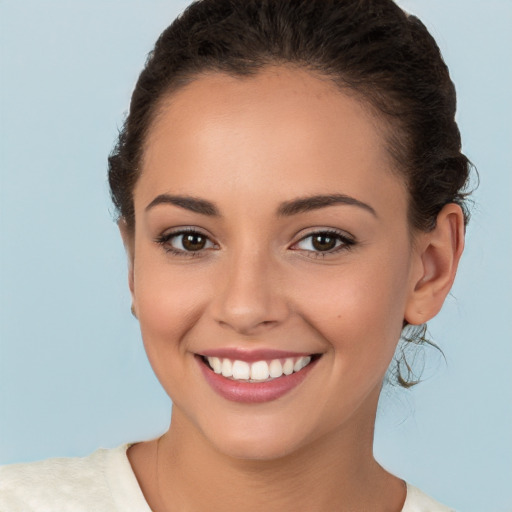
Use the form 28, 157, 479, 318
137, 66, 406, 215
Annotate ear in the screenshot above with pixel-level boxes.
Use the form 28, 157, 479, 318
118, 218, 136, 301
405, 203, 465, 325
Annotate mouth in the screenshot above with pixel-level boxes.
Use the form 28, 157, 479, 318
199, 354, 320, 382
195, 351, 322, 403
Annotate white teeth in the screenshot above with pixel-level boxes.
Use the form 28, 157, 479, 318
294, 356, 311, 372
221, 358, 233, 377
208, 357, 222, 374
250, 360, 270, 381
283, 358, 294, 375
206, 355, 314, 381
269, 359, 283, 378
232, 360, 250, 380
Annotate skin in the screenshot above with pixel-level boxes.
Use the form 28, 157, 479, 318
121, 67, 465, 511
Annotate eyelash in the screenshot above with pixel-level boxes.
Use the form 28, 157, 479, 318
291, 229, 356, 258
155, 228, 356, 258
155, 228, 217, 257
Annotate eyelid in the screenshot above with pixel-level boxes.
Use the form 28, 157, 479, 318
158, 225, 213, 237
155, 226, 218, 256
291, 226, 356, 242
154, 226, 355, 257
290, 228, 356, 255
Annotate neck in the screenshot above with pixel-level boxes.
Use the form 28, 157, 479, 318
132, 391, 405, 512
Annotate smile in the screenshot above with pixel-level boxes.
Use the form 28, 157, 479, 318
204, 355, 313, 382
196, 350, 321, 403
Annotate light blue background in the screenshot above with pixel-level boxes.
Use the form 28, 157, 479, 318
1, 1, 511, 510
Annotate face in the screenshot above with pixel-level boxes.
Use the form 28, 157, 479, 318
127, 67, 422, 460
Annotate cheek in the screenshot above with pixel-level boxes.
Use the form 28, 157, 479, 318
133, 243, 209, 328
136, 272, 197, 343
132, 252, 212, 388
293, 255, 410, 366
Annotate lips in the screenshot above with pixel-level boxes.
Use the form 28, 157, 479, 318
196, 349, 320, 403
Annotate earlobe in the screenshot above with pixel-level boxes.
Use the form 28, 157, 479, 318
405, 204, 465, 325
118, 218, 136, 299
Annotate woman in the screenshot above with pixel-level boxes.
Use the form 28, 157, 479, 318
1, 0, 471, 510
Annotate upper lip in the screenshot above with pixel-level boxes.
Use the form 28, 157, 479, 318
197, 348, 317, 362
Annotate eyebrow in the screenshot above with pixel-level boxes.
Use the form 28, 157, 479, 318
145, 192, 376, 218
277, 194, 377, 217
145, 194, 219, 216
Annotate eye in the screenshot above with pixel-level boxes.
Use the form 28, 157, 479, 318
156, 228, 216, 255
292, 230, 355, 255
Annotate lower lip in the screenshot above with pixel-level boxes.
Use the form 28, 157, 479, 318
197, 356, 319, 403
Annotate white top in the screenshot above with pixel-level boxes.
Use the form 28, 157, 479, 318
0, 444, 455, 511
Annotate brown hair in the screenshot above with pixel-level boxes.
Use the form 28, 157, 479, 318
108, 0, 473, 386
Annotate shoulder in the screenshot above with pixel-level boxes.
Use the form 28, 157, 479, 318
0, 447, 114, 511
0, 444, 150, 512
402, 483, 456, 512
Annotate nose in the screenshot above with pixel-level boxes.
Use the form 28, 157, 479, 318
211, 249, 290, 336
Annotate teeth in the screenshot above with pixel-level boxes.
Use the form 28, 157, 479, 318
269, 359, 283, 378
206, 355, 313, 382
210, 357, 222, 374
294, 356, 311, 372
283, 358, 294, 375
232, 360, 250, 380
221, 358, 232, 377
250, 360, 269, 381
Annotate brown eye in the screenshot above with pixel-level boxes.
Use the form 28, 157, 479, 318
311, 234, 337, 251
157, 229, 216, 254
182, 233, 207, 251
293, 230, 355, 255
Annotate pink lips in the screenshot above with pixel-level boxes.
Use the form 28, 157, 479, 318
196, 349, 319, 404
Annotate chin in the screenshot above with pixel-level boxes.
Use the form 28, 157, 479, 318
191, 407, 323, 462
210, 430, 305, 462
